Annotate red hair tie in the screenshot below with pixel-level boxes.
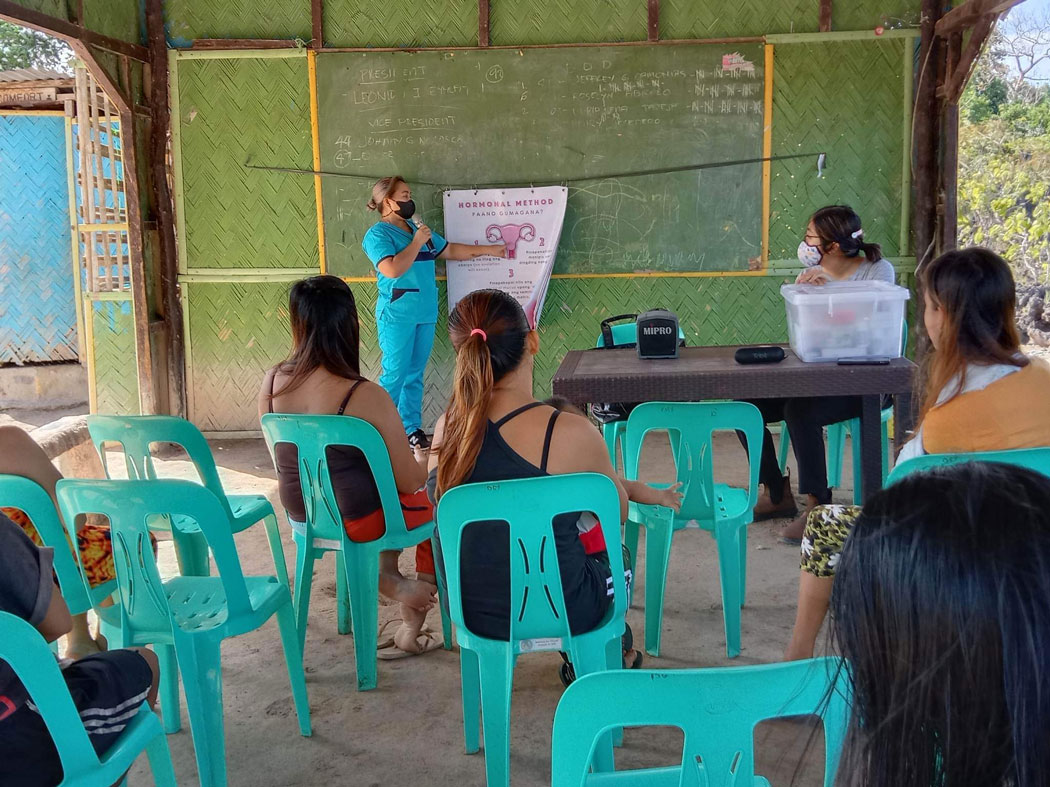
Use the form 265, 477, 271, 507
470, 328, 488, 341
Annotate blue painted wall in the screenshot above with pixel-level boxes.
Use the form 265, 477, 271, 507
0, 114, 78, 364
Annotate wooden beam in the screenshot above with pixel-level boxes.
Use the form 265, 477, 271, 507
819, 0, 833, 32
0, 1, 149, 61
146, 0, 187, 417
116, 55, 156, 415
941, 31, 962, 252
479, 0, 490, 47
190, 38, 300, 49
914, 0, 944, 273
648, 0, 660, 41
939, 12, 996, 101
934, 0, 1024, 36
311, 0, 324, 49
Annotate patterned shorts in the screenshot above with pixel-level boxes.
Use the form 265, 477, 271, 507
1, 506, 154, 589
799, 505, 862, 578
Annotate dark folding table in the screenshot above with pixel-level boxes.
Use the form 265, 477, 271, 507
552, 345, 918, 502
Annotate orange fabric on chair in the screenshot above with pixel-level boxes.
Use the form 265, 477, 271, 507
342, 489, 435, 575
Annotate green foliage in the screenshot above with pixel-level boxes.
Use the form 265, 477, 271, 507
959, 36, 1050, 286
0, 21, 72, 72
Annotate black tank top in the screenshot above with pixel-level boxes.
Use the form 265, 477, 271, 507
270, 376, 382, 523
448, 402, 611, 641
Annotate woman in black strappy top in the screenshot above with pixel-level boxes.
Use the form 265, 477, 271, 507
427, 289, 630, 644
258, 276, 441, 657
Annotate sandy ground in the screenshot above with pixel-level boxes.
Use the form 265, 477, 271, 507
100, 430, 861, 787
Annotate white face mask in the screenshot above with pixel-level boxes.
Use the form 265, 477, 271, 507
797, 240, 823, 268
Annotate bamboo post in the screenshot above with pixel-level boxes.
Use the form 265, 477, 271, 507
74, 66, 98, 293
103, 90, 126, 290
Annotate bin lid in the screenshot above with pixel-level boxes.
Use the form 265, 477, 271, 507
781, 280, 910, 304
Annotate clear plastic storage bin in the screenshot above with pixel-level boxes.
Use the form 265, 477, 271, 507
781, 281, 910, 363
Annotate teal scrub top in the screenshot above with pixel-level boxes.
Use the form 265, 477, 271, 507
362, 221, 448, 324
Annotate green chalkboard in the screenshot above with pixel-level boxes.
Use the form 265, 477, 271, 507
317, 44, 765, 277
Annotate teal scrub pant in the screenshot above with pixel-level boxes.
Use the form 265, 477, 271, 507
377, 318, 436, 435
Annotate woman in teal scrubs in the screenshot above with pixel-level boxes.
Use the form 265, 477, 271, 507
363, 176, 506, 452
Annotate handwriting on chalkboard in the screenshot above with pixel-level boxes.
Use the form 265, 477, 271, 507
318, 44, 766, 275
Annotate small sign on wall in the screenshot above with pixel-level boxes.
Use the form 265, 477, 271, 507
0, 86, 58, 106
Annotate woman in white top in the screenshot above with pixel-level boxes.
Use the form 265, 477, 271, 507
746, 205, 895, 537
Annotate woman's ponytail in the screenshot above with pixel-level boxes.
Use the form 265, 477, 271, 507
435, 290, 530, 498
859, 241, 883, 263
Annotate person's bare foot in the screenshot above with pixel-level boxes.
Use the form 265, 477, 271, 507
379, 571, 437, 610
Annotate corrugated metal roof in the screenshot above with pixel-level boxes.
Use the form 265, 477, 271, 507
0, 68, 73, 84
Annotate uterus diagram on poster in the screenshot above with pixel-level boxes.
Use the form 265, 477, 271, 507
443, 186, 567, 328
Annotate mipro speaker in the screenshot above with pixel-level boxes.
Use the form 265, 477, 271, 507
636, 309, 680, 359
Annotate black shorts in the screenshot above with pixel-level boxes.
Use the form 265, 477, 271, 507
0, 649, 153, 787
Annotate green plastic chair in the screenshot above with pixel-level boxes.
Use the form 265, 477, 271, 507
56, 478, 311, 787
85, 415, 289, 588
778, 323, 909, 503
551, 657, 852, 787
593, 321, 686, 472
437, 473, 629, 787
886, 447, 1050, 485
0, 611, 177, 787
0, 475, 100, 616
259, 412, 450, 691
623, 401, 763, 659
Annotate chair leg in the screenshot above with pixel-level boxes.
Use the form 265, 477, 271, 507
460, 647, 481, 754
335, 552, 352, 636
643, 520, 674, 657
144, 722, 178, 787
715, 527, 745, 659
738, 526, 749, 608
777, 423, 791, 475
478, 650, 515, 787
275, 602, 312, 736
881, 419, 891, 482
158, 643, 181, 734
432, 537, 453, 650
262, 514, 290, 591
171, 527, 210, 577
342, 545, 380, 691
291, 531, 316, 652
602, 423, 619, 473
851, 421, 864, 506
176, 635, 227, 787
827, 423, 847, 490
570, 639, 617, 771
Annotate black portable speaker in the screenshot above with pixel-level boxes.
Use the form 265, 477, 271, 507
636, 309, 680, 359
734, 346, 786, 365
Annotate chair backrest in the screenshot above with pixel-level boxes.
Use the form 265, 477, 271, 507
259, 413, 409, 541
56, 479, 255, 632
593, 322, 686, 349
0, 611, 112, 779
85, 415, 233, 519
436, 473, 627, 648
0, 475, 96, 615
551, 657, 853, 787
887, 447, 1050, 486
623, 402, 763, 524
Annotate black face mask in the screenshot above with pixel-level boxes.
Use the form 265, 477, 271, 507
394, 199, 416, 220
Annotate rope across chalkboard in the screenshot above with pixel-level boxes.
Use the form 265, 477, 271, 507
243, 150, 827, 189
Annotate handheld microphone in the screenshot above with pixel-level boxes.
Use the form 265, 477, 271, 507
409, 217, 435, 252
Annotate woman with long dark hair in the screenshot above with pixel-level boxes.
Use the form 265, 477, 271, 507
427, 289, 630, 650
746, 205, 895, 531
831, 462, 1050, 786
784, 247, 1050, 661
259, 275, 440, 657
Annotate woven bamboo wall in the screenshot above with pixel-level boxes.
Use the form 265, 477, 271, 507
170, 1, 921, 432
161, 0, 924, 45
90, 299, 139, 414
0, 114, 78, 365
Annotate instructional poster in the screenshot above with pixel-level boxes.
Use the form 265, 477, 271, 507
443, 186, 567, 328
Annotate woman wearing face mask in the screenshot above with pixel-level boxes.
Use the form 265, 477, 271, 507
742, 206, 895, 535
363, 176, 507, 455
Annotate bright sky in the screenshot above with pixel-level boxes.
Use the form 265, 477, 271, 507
1001, 0, 1050, 81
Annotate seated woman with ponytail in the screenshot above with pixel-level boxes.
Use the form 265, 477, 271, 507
784, 247, 1050, 661
428, 289, 640, 673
